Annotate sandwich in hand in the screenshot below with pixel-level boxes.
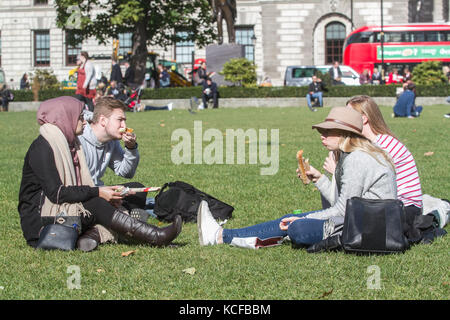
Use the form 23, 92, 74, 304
296, 150, 311, 184
119, 127, 134, 134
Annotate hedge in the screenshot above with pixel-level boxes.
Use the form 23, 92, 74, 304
11, 84, 449, 102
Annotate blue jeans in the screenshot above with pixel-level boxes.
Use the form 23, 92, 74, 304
222, 211, 326, 246
306, 92, 323, 107
144, 105, 168, 111
144, 197, 157, 218
394, 105, 423, 118
413, 106, 423, 117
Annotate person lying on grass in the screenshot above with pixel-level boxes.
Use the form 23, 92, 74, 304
18, 96, 182, 250
197, 107, 397, 249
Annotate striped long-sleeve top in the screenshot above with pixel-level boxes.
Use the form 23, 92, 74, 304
375, 134, 423, 208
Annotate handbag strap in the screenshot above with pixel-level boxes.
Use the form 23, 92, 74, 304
157, 182, 170, 194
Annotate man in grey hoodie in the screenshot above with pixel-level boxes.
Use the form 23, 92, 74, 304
79, 96, 139, 186
77, 97, 152, 251
79, 97, 148, 214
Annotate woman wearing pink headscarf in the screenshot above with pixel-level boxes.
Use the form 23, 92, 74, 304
18, 96, 181, 250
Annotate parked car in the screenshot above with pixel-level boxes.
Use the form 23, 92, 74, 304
284, 65, 360, 86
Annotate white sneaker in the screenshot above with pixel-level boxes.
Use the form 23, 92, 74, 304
198, 103, 204, 110
197, 200, 221, 246
167, 102, 173, 111
423, 194, 450, 228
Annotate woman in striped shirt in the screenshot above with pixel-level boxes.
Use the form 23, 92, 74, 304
345, 95, 423, 216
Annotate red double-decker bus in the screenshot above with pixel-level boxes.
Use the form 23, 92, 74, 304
343, 24, 450, 76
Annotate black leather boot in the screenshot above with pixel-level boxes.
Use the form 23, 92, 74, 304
110, 210, 182, 246
77, 227, 101, 252
306, 234, 343, 253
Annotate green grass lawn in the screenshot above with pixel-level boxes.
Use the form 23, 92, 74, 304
0, 105, 449, 300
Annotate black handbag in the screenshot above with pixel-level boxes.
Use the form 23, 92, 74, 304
153, 181, 234, 223
342, 197, 410, 254
36, 224, 78, 251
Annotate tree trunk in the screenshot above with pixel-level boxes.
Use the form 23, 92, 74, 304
131, 20, 148, 86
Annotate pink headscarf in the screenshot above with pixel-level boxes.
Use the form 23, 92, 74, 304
37, 96, 85, 185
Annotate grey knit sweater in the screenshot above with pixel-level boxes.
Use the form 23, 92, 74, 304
305, 150, 397, 221
79, 123, 140, 186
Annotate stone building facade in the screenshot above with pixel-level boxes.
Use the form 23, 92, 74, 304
0, 0, 448, 88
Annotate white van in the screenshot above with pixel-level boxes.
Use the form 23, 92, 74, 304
284, 66, 316, 87
315, 65, 360, 86
284, 65, 360, 86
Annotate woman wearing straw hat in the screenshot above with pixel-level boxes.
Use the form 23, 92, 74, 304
197, 107, 397, 249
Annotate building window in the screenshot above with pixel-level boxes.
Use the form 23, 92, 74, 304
118, 32, 133, 59
175, 31, 194, 64
325, 22, 346, 64
236, 26, 255, 61
34, 30, 50, 67
65, 31, 82, 66
34, 0, 48, 5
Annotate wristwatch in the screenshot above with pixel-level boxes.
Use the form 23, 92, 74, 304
125, 142, 138, 150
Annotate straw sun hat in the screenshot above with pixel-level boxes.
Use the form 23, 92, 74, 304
312, 107, 363, 136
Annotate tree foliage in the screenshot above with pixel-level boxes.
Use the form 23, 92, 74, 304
220, 58, 257, 87
31, 69, 61, 90
412, 61, 447, 85
54, 0, 217, 83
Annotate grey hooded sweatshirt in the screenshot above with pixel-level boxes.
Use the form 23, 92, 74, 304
79, 123, 140, 186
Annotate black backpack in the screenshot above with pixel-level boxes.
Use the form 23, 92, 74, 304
153, 181, 234, 223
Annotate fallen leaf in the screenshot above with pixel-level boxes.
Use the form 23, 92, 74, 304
319, 288, 333, 298
160, 123, 165, 127
121, 250, 136, 257
96, 268, 104, 273
424, 151, 434, 156
182, 267, 196, 275
443, 282, 449, 286
412, 129, 416, 132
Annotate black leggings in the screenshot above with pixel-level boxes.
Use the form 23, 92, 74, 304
74, 94, 94, 112
81, 182, 147, 230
